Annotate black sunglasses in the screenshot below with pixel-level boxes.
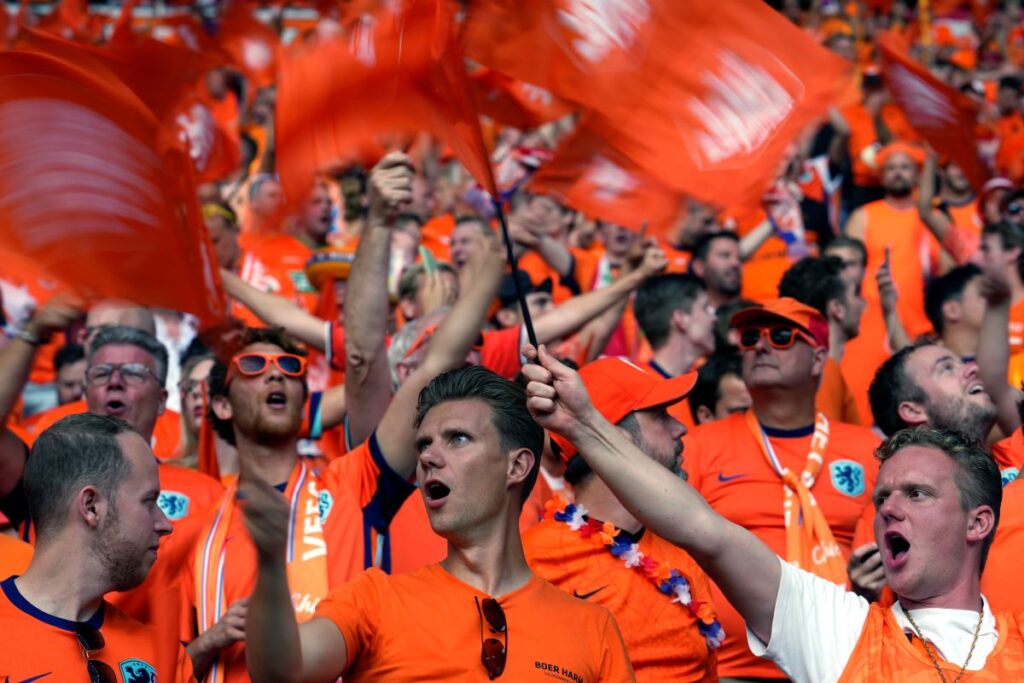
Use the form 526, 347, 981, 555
476, 596, 507, 679
75, 625, 117, 683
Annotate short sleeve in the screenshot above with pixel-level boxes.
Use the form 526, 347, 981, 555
747, 558, 870, 683
597, 610, 635, 683
313, 569, 384, 671
326, 433, 415, 531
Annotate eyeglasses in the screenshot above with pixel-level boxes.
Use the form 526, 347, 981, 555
229, 353, 307, 380
737, 326, 818, 351
476, 596, 507, 680
75, 625, 117, 683
85, 363, 157, 387
1006, 202, 1024, 216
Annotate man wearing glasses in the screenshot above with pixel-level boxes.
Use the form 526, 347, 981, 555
243, 366, 633, 682
0, 413, 195, 681
677, 298, 880, 682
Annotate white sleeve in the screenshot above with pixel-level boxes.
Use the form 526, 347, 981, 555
746, 558, 871, 683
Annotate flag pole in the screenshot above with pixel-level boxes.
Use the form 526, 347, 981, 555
492, 198, 539, 348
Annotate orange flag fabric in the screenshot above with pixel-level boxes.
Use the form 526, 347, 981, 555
469, 67, 575, 131
0, 51, 226, 328
277, 0, 497, 201
215, 2, 281, 91
877, 31, 989, 189
466, 0, 852, 208
529, 121, 680, 233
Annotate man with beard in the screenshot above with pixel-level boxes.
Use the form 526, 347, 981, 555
868, 343, 1000, 446
523, 357, 721, 680
678, 298, 881, 681
690, 232, 742, 311
779, 256, 865, 424
917, 151, 982, 266
0, 413, 194, 680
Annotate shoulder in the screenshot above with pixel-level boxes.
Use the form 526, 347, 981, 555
827, 421, 881, 458
532, 576, 614, 622
688, 412, 748, 445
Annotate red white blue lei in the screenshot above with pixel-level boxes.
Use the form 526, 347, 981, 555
549, 497, 725, 650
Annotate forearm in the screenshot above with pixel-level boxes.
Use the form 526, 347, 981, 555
0, 338, 37, 425
978, 300, 1016, 433
246, 559, 302, 683
739, 220, 774, 261
883, 308, 912, 352
535, 235, 573, 276
344, 222, 391, 381
221, 270, 325, 349
535, 270, 643, 344
185, 631, 226, 681
422, 261, 503, 375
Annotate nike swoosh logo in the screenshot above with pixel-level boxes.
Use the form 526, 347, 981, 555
718, 472, 746, 483
9, 674, 52, 683
573, 586, 608, 600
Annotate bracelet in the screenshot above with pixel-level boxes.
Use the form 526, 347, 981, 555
14, 328, 49, 347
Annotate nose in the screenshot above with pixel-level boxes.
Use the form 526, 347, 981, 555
155, 506, 173, 536
670, 416, 687, 440
878, 493, 906, 521
106, 368, 126, 389
417, 443, 445, 472
964, 362, 979, 382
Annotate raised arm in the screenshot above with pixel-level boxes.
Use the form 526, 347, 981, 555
977, 269, 1022, 437
344, 153, 414, 447
373, 229, 506, 479
522, 344, 782, 643
532, 246, 665, 345
220, 269, 327, 349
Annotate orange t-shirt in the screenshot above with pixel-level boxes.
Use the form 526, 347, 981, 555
982, 479, 1024, 613
28, 400, 183, 461
524, 519, 718, 681
419, 213, 455, 263
684, 412, 880, 679
481, 326, 526, 379
836, 604, 1024, 682
842, 200, 938, 424
180, 435, 415, 683
0, 535, 32, 577
238, 233, 318, 314
0, 577, 195, 682
817, 356, 862, 425
1008, 298, 1024, 357
315, 564, 634, 682
991, 428, 1024, 486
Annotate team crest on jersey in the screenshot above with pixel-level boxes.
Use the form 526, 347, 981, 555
1002, 467, 1020, 488
318, 490, 334, 525
157, 491, 190, 521
119, 658, 156, 683
829, 460, 865, 498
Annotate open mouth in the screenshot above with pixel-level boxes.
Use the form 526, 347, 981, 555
967, 383, 985, 396
266, 391, 287, 408
886, 531, 911, 564
424, 480, 451, 507
105, 399, 126, 416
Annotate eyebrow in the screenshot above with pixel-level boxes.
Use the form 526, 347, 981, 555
931, 354, 958, 371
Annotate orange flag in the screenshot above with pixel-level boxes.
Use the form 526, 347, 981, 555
0, 51, 226, 328
277, 0, 497, 201
214, 2, 281, 91
467, 0, 852, 208
877, 31, 989, 189
529, 121, 680, 233
469, 67, 575, 130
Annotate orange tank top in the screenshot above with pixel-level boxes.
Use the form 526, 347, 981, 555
838, 606, 1024, 682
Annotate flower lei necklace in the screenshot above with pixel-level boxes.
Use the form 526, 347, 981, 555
547, 495, 725, 650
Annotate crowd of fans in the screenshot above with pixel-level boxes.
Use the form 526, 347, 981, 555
3, 0, 1024, 681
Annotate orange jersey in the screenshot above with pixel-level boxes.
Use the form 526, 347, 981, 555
180, 435, 415, 683
684, 412, 880, 678
315, 564, 634, 682
28, 400, 183, 460
991, 428, 1024, 486
481, 325, 526, 379
524, 520, 717, 681
837, 604, 1024, 682
1008, 298, 1024, 357
519, 469, 571, 534
843, 200, 938, 424
238, 233, 318, 314
0, 577, 195, 682
817, 356, 862, 425
983, 480, 1024, 613
0, 535, 32, 577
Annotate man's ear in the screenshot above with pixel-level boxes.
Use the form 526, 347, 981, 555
158, 388, 168, 417
695, 405, 714, 424
211, 394, 233, 421
76, 485, 106, 529
896, 400, 928, 427
966, 504, 996, 548
507, 447, 536, 490
826, 298, 845, 325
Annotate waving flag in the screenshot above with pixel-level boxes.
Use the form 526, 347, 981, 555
469, 67, 575, 130
278, 0, 496, 201
0, 51, 226, 327
877, 31, 988, 189
215, 2, 281, 91
467, 0, 852, 208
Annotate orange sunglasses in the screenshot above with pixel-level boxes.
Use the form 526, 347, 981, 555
228, 352, 307, 383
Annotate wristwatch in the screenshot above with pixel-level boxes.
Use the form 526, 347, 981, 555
14, 327, 49, 347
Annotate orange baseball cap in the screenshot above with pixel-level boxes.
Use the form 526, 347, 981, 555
729, 297, 830, 349
552, 357, 696, 459
875, 141, 926, 171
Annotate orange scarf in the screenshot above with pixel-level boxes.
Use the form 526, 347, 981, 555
745, 411, 848, 585
194, 462, 329, 682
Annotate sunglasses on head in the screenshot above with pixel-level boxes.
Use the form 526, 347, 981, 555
737, 326, 817, 351
75, 625, 117, 683
476, 596, 507, 679
228, 352, 307, 383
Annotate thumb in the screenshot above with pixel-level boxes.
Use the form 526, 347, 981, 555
538, 344, 571, 378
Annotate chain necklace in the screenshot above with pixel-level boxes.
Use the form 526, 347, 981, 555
904, 606, 984, 683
